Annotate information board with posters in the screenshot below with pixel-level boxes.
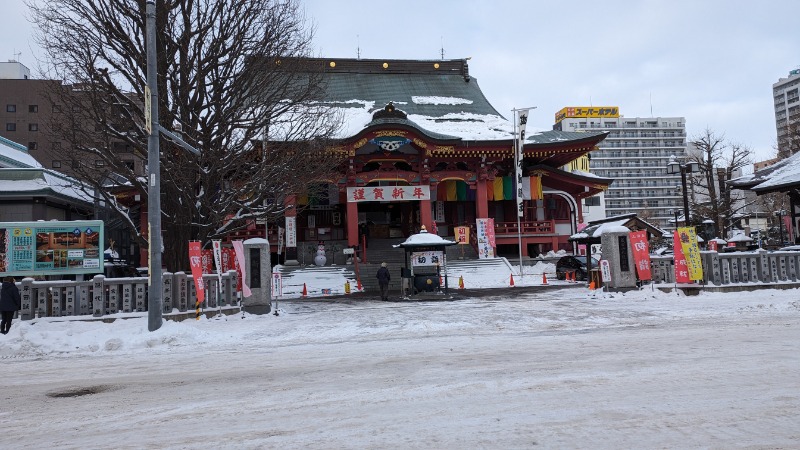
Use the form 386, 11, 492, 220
0, 220, 104, 277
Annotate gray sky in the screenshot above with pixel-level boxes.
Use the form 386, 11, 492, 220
4, 0, 799, 161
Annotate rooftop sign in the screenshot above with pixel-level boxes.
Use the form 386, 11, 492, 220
555, 106, 620, 123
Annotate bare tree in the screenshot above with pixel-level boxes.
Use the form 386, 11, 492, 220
29, 0, 343, 270
689, 128, 753, 237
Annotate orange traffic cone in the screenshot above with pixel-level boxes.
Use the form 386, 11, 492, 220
458, 275, 465, 289
509, 273, 515, 287
542, 272, 548, 285
302, 283, 308, 297
589, 281, 596, 290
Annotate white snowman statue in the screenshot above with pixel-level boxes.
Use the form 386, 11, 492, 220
314, 241, 327, 266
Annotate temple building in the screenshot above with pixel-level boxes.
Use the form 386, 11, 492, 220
248, 58, 613, 260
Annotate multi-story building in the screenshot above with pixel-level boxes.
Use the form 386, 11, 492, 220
553, 107, 688, 229
773, 68, 800, 157
0, 61, 67, 170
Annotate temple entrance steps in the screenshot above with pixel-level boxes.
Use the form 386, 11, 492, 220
444, 257, 515, 286
272, 265, 359, 297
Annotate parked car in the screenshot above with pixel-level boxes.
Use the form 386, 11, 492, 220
555, 255, 599, 281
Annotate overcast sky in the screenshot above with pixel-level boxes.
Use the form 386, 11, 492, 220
3, 0, 799, 161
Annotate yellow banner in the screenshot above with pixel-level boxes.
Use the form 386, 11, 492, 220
555, 106, 620, 123
677, 227, 704, 281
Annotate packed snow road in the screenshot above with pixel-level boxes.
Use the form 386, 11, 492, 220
1, 287, 799, 449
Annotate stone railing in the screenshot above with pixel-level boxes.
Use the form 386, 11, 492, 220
650, 250, 800, 285
17, 270, 240, 320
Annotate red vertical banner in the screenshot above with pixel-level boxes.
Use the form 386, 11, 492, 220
673, 232, 690, 283
201, 249, 214, 274
188, 241, 205, 302
486, 218, 496, 247
708, 240, 718, 252
629, 230, 652, 281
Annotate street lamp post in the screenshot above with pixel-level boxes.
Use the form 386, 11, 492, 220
666, 155, 699, 230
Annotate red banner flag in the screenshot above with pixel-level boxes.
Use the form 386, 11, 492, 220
188, 241, 205, 302
629, 230, 652, 281
672, 232, 690, 283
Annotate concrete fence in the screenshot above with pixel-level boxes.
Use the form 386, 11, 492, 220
17, 270, 240, 320
651, 250, 800, 285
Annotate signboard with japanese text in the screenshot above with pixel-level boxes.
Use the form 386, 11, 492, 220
628, 231, 652, 281
455, 226, 469, 244
555, 106, 619, 123
599, 260, 611, 282
285, 217, 296, 248
672, 232, 691, 283
411, 250, 444, 267
0, 220, 104, 277
271, 272, 282, 298
346, 185, 430, 203
708, 240, 718, 252
476, 218, 495, 259
677, 227, 704, 281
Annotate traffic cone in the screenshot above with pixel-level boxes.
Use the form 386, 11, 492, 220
542, 272, 548, 285
589, 281, 596, 290
458, 275, 464, 289
302, 283, 308, 297
509, 273, 515, 287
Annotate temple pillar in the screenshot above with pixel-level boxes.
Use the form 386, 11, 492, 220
347, 200, 359, 247
420, 198, 432, 233
476, 177, 488, 219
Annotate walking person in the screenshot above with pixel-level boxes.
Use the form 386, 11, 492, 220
1, 276, 21, 334
376, 262, 391, 301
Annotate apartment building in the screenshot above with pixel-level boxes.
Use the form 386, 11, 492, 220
0, 61, 66, 170
554, 106, 688, 229
773, 68, 800, 157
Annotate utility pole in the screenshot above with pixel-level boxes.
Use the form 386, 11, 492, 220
145, 0, 162, 332
145, 0, 200, 331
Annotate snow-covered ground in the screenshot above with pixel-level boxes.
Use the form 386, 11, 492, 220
1, 284, 799, 449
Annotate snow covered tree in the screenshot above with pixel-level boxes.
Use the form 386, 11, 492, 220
688, 128, 753, 237
29, 0, 343, 270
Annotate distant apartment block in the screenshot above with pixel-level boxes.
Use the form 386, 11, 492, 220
773, 67, 800, 157
554, 106, 688, 229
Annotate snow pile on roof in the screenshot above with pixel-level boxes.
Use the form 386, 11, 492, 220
411, 96, 473, 105
727, 231, 753, 242
325, 100, 512, 141
395, 229, 456, 247
0, 136, 42, 168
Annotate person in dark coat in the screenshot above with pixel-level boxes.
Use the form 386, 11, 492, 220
376, 262, 391, 301
0, 276, 21, 334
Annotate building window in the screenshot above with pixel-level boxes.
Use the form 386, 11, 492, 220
6, 123, 16, 131
29, 123, 39, 131
28, 142, 37, 150
52, 160, 62, 169
6, 104, 16, 113
28, 105, 38, 113
95, 160, 105, 167
584, 196, 601, 206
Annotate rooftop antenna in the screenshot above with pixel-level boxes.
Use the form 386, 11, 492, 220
356, 35, 361, 60
11, 49, 21, 62
440, 36, 445, 60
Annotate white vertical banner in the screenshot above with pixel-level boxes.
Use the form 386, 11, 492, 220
277, 226, 285, 255
285, 217, 296, 248
211, 240, 223, 293
231, 240, 251, 298
516, 109, 530, 218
